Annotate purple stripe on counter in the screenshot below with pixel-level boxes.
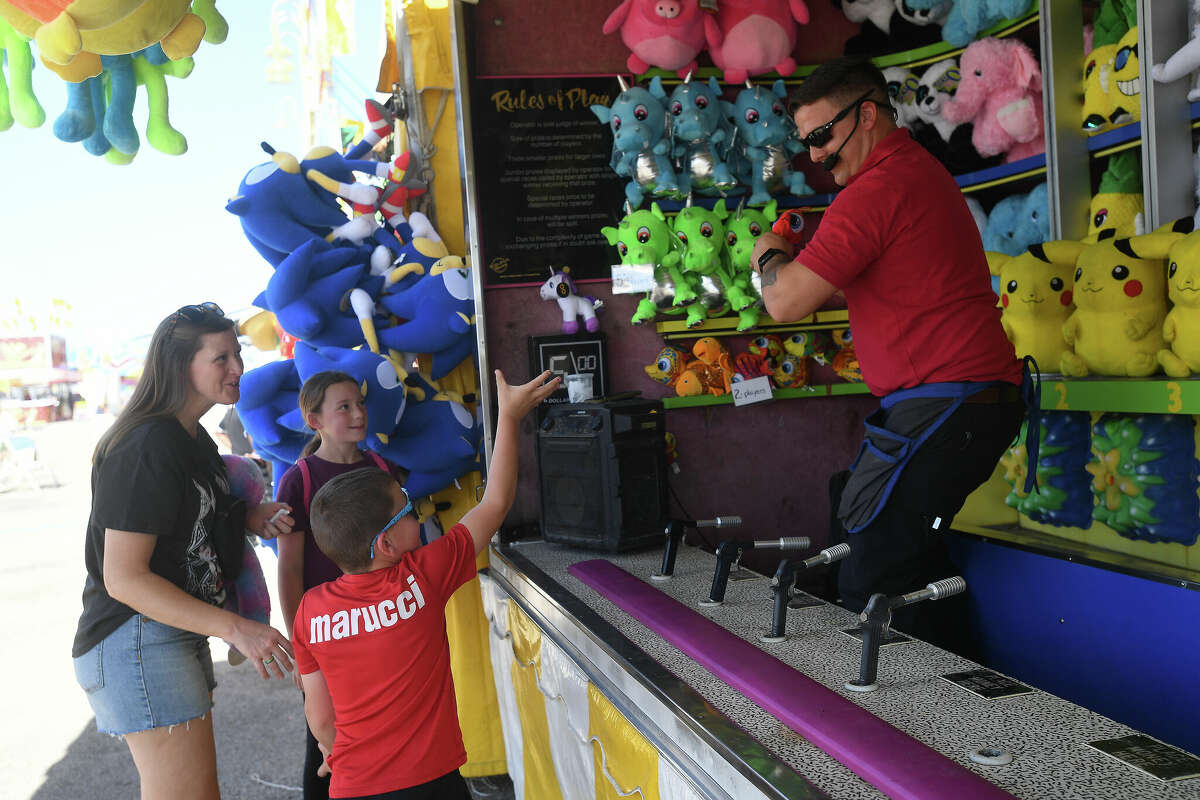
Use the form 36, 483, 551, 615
568, 559, 1017, 800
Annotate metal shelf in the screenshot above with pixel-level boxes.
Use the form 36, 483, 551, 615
662, 380, 871, 409
654, 308, 848, 339
1040, 378, 1200, 414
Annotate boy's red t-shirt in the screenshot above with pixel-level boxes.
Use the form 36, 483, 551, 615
292, 524, 477, 798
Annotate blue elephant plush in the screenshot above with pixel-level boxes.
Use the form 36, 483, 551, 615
907, 0, 1034, 47
982, 182, 1049, 256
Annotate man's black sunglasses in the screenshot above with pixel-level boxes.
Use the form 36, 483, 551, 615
166, 302, 226, 336
800, 90, 885, 149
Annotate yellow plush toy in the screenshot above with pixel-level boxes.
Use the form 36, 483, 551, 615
1081, 43, 1120, 133
991, 241, 1085, 371
1109, 25, 1141, 125
1084, 151, 1144, 242
0, 0, 205, 66
1124, 219, 1200, 377
1061, 237, 1167, 377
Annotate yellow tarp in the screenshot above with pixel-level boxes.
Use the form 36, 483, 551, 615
588, 683, 661, 800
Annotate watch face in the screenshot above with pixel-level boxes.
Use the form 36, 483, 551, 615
758, 248, 786, 269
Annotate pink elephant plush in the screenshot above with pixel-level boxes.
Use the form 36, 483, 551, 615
941, 37, 1046, 163
602, 0, 722, 79
708, 0, 810, 84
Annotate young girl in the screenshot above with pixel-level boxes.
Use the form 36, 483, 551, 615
275, 371, 406, 800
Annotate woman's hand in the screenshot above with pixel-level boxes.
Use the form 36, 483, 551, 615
227, 617, 294, 680
247, 502, 293, 540
316, 742, 332, 777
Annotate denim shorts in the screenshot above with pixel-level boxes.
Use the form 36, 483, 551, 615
73, 614, 216, 736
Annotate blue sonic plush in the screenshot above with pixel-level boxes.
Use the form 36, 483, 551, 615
290, 341, 410, 449
725, 80, 811, 206
371, 256, 478, 380
257, 238, 386, 349
666, 73, 739, 197
591, 76, 679, 208
226, 141, 392, 269
235, 359, 308, 466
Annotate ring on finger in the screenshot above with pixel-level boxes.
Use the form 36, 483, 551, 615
263, 655, 276, 665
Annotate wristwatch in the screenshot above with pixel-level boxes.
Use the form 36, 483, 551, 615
756, 248, 789, 270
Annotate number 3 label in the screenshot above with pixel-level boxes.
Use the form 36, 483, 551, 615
1167, 381, 1183, 413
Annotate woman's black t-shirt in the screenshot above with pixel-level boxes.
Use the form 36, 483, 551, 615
72, 417, 231, 657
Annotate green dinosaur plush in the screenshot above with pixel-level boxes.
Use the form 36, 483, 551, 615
672, 199, 761, 330
602, 202, 702, 326
0, 17, 44, 131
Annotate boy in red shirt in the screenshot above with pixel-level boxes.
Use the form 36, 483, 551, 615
292, 370, 560, 800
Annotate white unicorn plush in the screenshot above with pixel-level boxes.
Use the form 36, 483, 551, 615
539, 266, 603, 334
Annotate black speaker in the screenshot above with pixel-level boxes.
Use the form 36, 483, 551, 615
537, 398, 667, 552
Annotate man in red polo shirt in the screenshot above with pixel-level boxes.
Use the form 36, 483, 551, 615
751, 57, 1026, 654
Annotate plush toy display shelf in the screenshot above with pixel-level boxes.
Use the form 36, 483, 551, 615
634, 4, 1039, 82
1087, 103, 1200, 160
654, 308, 848, 339
661, 381, 870, 409
956, 153, 1046, 194
1039, 378, 1200, 415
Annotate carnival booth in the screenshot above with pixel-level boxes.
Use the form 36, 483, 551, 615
66, 0, 1199, 796
451, 1, 1200, 798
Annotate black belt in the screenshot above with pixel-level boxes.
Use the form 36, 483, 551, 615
962, 383, 1022, 405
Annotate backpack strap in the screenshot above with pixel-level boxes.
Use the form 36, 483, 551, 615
298, 457, 313, 511
364, 450, 389, 473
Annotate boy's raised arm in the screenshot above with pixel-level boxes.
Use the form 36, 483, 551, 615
462, 370, 560, 554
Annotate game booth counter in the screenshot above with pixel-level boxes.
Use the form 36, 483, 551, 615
178, 0, 1200, 797
444, 1, 1200, 798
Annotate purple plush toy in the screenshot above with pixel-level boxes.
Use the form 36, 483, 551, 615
221, 454, 272, 665
539, 266, 604, 334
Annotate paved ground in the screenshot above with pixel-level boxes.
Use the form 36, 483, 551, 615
1, 415, 512, 800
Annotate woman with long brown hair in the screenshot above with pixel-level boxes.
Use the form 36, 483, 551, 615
72, 303, 296, 799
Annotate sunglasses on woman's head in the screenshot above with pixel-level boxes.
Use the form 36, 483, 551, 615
799, 90, 878, 150
166, 302, 226, 337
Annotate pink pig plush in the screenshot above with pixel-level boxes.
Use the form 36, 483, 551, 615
603, 0, 722, 79
708, 0, 810, 84
941, 37, 1046, 163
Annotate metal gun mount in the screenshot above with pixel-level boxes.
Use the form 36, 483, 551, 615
650, 516, 742, 581
845, 577, 967, 693
699, 536, 813, 607
759, 543, 852, 643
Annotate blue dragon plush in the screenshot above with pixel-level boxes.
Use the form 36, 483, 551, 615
724, 80, 811, 206
666, 74, 739, 197
591, 76, 679, 208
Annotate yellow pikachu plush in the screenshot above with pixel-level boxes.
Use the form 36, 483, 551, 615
991, 241, 1085, 371
1061, 237, 1168, 377
1127, 219, 1200, 376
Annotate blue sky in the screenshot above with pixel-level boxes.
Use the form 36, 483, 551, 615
0, 3, 385, 361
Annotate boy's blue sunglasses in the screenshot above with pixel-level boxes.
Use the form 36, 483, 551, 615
369, 487, 413, 560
